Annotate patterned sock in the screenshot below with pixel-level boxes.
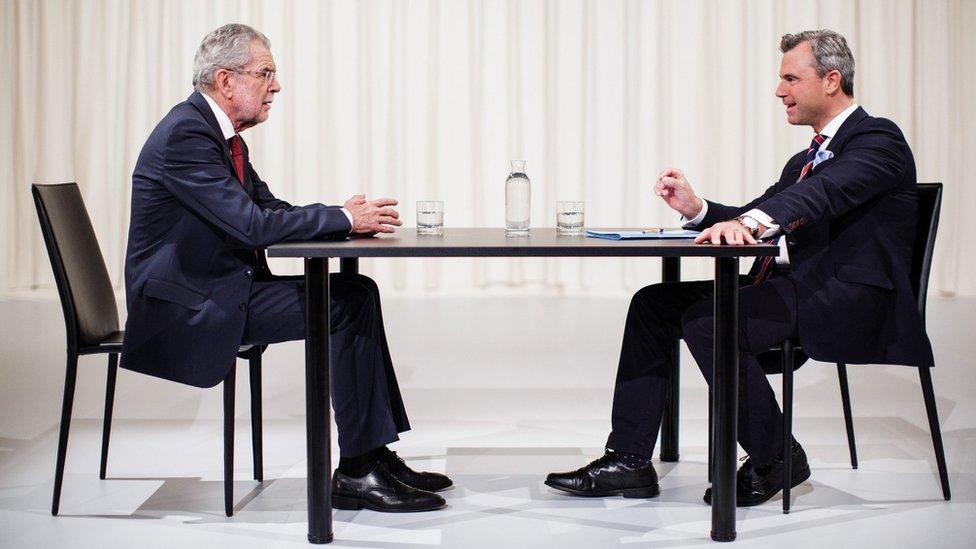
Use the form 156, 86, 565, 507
607, 448, 653, 469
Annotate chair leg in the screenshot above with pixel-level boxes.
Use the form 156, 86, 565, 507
782, 340, 794, 514
99, 354, 119, 480
660, 339, 680, 462
918, 367, 951, 500
707, 388, 713, 483
52, 352, 79, 516
249, 349, 264, 482
836, 363, 858, 469
223, 368, 236, 517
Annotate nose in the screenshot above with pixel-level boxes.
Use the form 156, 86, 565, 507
270, 76, 281, 94
775, 80, 787, 98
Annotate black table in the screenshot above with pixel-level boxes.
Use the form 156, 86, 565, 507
268, 228, 778, 544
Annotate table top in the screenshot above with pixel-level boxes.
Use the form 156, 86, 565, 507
267, 228, 778, 258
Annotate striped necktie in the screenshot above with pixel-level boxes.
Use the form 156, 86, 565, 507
796, 133, 826, 182
752, 133, 826, 284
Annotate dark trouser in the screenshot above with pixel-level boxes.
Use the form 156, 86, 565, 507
241, 272, 410, 458
606, 275, 798, 466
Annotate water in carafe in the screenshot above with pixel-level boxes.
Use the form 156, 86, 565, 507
505, 160, 531, 236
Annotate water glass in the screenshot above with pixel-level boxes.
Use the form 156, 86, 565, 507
417, 200, 444, 235
556, 201, 584, 236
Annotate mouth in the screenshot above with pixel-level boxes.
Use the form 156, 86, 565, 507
785, 101, 797, 113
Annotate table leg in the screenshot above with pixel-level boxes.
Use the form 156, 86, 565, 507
339, 258, 359, 274
305, 258, 333, 544
660, 257, 681, 462
711, 257, 738, 542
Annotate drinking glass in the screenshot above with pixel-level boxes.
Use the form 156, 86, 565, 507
556, 201, 584, 236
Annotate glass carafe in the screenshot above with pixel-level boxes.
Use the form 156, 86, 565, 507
505, 160, 531, 236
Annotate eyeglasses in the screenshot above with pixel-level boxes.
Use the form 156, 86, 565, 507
230, 68, 277, 84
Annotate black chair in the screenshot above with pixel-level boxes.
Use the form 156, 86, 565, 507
692, 183, 950, 512
32, 183, 265, 517
769, 182, 950, 512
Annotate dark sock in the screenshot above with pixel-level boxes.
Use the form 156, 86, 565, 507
374, 446, 394, 460
607, 448, 653, 469
338, 447, 383, 477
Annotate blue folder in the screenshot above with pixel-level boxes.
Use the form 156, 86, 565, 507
585, 229, 700, 240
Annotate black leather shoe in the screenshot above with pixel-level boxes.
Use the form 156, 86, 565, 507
704, 441, 811, 507
545, 451, 660, 498
378, 448, 453, 492
332, 463, 446, 512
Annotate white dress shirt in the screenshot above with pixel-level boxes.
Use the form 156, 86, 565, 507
201, 93, 354, 229
683, 103, 859, 266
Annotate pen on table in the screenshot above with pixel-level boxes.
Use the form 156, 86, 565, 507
641, 228, 665, 234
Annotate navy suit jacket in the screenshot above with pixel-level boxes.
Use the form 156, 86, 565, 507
121, 91, 352, 388
695, 107, 934, 367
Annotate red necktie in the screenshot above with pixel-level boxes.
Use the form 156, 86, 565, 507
752, 133, 826, 284
228, 135, 246, 185
228, 135, 267, 270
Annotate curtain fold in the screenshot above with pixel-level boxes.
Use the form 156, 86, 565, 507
2, 0, 972, 296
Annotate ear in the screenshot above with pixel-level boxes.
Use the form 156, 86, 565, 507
823, 69, 842, 96
212, 68, 235, 100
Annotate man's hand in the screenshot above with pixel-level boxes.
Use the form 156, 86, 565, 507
693, 220, 758, 246
655, 168, 704, 219
344, 195, 402, 234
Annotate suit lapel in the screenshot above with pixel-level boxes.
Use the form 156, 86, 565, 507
239, 138, 256, 196
808, 107, 869, 177
823, 106, 868, 155
187, 91, 254, 197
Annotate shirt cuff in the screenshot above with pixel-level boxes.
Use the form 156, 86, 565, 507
742, 208, 780, 239
340, 207, 354, 233
681, 200, 708, 229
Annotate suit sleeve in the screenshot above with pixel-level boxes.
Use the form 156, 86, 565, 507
756, 119, 910, 233
693, 182, 779, 229
248, 163, 297, 212
161, 119, 352, 248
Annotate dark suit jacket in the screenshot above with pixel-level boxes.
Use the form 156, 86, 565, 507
695, 107, 934, 367
120, 91, 352, 388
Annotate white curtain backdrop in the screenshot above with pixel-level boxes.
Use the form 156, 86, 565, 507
2, 0, 973, 297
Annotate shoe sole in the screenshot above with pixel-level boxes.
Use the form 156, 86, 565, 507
703, 463, 812, 507
332, 494, 447, 513
544, 480, 660, 499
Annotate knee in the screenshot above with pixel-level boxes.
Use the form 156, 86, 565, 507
630, 283, 669, 314
334, 278, 375, 319
633, 282, 668, 303
345, 273, 380, 298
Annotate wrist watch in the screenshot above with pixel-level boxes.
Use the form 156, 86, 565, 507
737, 215, 761, 237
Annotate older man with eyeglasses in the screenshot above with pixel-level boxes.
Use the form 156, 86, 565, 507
121, 24, 450, 513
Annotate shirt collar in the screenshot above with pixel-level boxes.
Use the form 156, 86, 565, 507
819, 103, 859, 144
202, 92, 237, 140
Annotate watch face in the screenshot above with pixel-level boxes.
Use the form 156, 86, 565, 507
738, 216, 759, 236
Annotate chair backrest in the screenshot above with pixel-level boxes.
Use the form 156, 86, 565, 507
911, 183, 943, 321
31, 183, 120, 350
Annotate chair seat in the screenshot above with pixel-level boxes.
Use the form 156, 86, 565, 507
80, 331, 253, 356
79, 331, 124, 354
759, 341, 803, 376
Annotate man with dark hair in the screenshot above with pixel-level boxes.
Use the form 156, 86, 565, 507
546, 29, 933, 506
122, 24, 451, 512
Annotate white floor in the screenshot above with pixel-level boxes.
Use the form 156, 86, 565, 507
1, 294, 974, 548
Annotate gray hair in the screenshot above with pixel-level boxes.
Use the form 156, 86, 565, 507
780, 30, 855, 97
192, 24, 271, 92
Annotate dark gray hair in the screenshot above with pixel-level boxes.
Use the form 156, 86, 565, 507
780, 30, 855, 97
192, 24, 271, 92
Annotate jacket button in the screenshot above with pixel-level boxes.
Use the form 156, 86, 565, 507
238, 302, 248, 312
244, 269, 253, 279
